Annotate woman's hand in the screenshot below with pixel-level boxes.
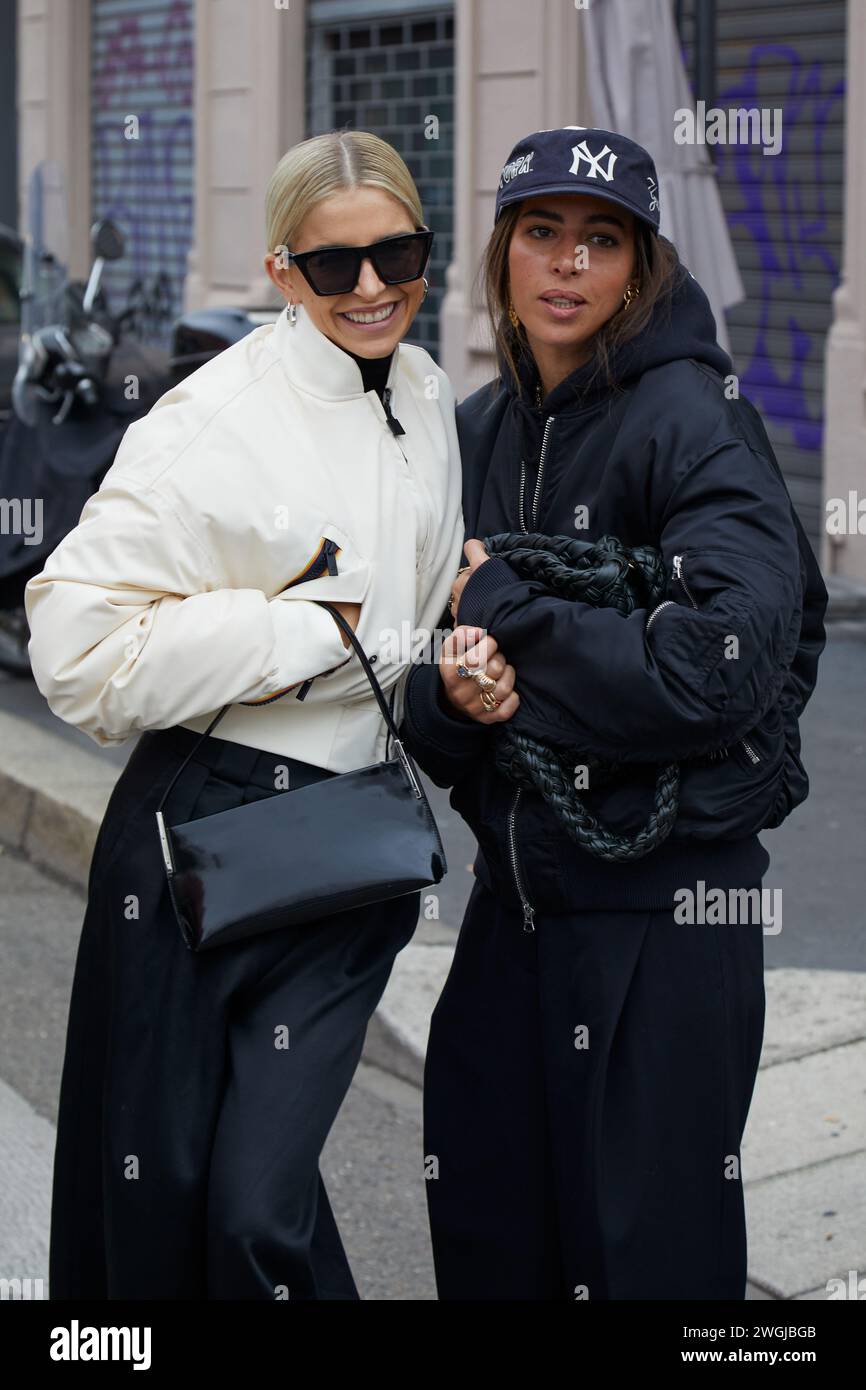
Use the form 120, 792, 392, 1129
439, 625, 519, 724
449, 538, 491, 622
329, 601, 362, 648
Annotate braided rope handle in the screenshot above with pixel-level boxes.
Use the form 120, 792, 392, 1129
481, 532, 678, 861
483, 532, 668, 613
495, 730, 680, 862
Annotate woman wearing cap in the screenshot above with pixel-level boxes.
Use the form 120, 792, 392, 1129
26, 130, 463, 1300
401, 127, 826, 1300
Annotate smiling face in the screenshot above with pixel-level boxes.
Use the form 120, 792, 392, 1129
507, 192, 638, 387
264, 186, 427, 358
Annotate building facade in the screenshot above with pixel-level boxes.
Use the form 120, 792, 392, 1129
11, 0, 866, 579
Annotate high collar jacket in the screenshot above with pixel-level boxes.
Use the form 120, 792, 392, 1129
24, 303, 464, 772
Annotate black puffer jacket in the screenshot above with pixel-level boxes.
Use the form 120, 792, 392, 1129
400, 268, 828, 915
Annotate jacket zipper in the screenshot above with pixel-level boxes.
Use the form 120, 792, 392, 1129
295, 538, 340, 700
645, 598, 676, 635
507, 789, 536, 932
519, 415, 554, 533
282, 534, 341, 591
381, 386, 405, 435
509, 415, 555, 930
672, 553, 697, 607
323, 537, 339, 576
381, 387, 409, 464
530, 416, 554, 527
672, 553, 762, 765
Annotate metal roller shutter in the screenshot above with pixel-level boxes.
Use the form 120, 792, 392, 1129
305, 3, 455, 361
90, 0, 195, 342
677, 0, 847, 547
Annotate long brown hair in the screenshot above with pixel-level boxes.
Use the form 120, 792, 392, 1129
478, 204, 684, 403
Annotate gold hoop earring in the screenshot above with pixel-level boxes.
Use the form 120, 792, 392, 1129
622, 283, 640, 311
507, 295, 520, 330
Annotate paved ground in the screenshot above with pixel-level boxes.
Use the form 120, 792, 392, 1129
0, 623, 864, 1300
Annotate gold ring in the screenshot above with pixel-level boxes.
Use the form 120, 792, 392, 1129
472, 670, 496, 690
480, 689, 499, 711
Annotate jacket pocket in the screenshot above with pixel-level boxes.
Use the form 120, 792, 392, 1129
674, 700, 789, 837
268, 522, 373, 704
657, 546, 799, 722
280, 535, 341, 589
276, 520, 371, 607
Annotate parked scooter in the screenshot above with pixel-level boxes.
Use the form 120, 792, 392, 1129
0, 222, 24, 441
0, 162, 278, 675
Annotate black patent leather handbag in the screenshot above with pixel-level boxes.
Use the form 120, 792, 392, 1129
154, 601, 447, 951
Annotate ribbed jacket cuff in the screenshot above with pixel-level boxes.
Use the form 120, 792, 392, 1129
457, 556, 522, 629
405, 660, 484, 752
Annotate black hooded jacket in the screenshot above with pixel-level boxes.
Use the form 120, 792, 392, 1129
400, 268, 828, 914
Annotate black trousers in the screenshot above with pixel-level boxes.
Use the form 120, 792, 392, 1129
49, 724, 420, 1300
423, 876, 765, 1301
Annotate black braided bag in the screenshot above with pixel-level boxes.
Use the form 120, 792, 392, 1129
481, 533, 680, 863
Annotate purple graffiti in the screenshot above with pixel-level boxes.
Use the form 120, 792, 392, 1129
716, 45, 845, 452
93, 1, 193, 111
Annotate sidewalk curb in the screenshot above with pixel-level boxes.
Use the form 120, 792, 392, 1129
826, 574, 866, 621
0, 707, 426, 1087
0, 710, 115, 891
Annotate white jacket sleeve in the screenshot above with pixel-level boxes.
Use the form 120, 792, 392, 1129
24, 477, 353, 745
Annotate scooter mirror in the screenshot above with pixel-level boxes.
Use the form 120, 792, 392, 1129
90, 219, 125, 262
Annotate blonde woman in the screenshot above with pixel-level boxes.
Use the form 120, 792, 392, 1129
26, 131, 463, 1301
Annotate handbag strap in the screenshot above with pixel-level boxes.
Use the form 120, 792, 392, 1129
155, 600, 410, 815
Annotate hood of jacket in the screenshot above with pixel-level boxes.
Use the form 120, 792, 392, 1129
502, 266, 733, 468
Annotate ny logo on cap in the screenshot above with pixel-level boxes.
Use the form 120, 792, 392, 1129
569, 141, 618, 182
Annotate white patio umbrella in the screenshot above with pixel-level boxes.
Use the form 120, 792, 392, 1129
582, 0, 744, 355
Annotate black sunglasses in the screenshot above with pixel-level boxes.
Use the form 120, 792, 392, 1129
284, 230, 434, 297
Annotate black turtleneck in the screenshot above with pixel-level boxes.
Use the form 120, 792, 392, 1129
343, 345, 394, 402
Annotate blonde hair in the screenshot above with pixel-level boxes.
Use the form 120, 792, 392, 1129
265, 130, 425, 255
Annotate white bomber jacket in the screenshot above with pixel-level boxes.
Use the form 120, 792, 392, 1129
24, 303, 465, 773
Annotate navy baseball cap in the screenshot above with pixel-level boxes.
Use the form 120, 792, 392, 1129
494, 125, 661, 233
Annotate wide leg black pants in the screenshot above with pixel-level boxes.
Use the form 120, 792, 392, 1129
423, 876, 765, 1301
48, 725, 420, 1300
